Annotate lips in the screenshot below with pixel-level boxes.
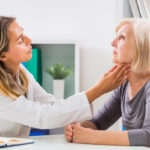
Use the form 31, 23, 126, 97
113, 50, 117, 54
28, 45, 32, 53
28, 48, 32, 53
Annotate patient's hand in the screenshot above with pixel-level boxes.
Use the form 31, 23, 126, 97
72, 123, 94, 144
64, 124, 73, 142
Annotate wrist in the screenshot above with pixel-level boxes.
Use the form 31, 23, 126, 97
85, 85, 104, 103
86, 128, 97, 144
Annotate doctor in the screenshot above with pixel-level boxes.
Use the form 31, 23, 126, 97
0, 16, 129, 137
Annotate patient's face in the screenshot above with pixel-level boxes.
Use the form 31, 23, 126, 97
111, 23, 136, 65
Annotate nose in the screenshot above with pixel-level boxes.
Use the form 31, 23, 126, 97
25, 35, 32, 45
111, 38, 117, 47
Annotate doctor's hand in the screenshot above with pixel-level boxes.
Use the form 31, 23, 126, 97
86, 64, 130, 103
64, 124, 73, 142
96, 64, 130, 93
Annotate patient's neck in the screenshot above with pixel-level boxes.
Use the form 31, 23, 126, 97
127, 71, 150, 100
128, 71, 150, 91
128, 71, 150, 85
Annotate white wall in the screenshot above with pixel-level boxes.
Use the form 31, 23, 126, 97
0, 0, 124, 130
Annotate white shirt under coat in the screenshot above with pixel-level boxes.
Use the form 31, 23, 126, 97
0, 65, 93, 137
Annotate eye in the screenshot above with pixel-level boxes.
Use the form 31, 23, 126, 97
18, 37, 24, 44
120, 35, 125, 40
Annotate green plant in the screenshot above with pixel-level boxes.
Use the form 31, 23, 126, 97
46, 63, 72, 79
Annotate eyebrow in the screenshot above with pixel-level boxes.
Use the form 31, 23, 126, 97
117, 31, 126, 36
121, 31, 126, 35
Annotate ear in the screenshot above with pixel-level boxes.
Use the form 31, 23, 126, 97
0, 52, 8, 62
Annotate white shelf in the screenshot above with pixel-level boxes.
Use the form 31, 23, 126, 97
32, 42, 80, 99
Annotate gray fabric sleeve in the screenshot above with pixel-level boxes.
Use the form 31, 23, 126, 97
128, 85, 150, 146
90, 88, 121, 130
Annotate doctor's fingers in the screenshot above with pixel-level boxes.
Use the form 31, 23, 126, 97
119, 75, 129, 85
115, 67, 130, 81
112, 64, 130, 75
107, 64, 124, 76
108, 65, 118, 73
113, 65, 130, 79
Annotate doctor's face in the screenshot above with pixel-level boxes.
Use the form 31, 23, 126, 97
111, 23, 136, 65
1, 21, 32, 64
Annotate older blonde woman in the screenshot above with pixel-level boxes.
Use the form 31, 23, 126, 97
0, 16, 129, 137
64, 18, 150, 146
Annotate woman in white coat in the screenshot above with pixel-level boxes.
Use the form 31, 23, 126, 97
0, 16, 130, 137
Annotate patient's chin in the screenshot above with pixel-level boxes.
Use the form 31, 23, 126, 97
112, 58, 127, 65
112, 58, 120, 64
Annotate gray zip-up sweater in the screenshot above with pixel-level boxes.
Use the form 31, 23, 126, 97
91, 80, 150, 146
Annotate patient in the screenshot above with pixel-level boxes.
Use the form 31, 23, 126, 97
64, 18, 150, 146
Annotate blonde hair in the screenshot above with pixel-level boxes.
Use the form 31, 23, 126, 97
116, 18, 150, 74
0, 16, 28, 100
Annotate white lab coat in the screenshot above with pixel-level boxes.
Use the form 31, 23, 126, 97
0, 65, 93, 137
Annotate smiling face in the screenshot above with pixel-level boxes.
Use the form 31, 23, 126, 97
0, 21, 32, 65
111, 23, 136, 65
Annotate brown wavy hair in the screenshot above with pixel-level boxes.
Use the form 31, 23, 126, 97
0, 16, 28, 100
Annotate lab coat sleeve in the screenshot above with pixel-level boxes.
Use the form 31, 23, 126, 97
0, 64, 93, 129
0, 93, 92, 129
21, 63, 93, 112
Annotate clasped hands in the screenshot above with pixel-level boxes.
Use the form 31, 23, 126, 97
64, 123, 93, 144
